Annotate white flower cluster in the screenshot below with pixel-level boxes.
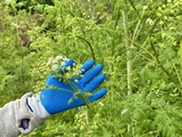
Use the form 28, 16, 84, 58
46, 56, 69, 71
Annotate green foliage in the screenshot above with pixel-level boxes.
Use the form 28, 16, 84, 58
0, 0, 181, 136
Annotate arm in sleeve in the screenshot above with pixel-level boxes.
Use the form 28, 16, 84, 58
0, 93, 45, 137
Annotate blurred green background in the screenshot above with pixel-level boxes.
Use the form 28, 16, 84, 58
0, 0, 182, 136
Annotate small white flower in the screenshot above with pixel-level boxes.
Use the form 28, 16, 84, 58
51, 64, 58, 71
63, 58, 69, 62
99, 102, 104, 106
79, 68, 85, 73
61, 62, 66, 67
53, 56, 65, 64
54, 56, 64, 63
81, 68, 85, 73
55, 55, 64, 60
121, 109, 128, 115
46, 57, 53, 66
10, 23, 19, 27
52, 59, 58, 64
146, 18, 153, 25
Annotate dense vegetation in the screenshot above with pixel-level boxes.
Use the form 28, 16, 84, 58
0, 0, 182, 136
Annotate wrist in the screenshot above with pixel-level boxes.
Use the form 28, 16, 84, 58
27, 93, 50, 118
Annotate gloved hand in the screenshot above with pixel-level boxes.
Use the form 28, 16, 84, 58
27, 58, 107, 118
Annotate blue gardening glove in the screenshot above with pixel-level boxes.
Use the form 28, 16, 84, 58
27, 58, 107, 117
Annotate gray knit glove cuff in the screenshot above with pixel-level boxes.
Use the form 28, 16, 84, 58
0, 92, 45, 136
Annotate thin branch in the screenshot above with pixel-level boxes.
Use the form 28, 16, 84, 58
76, 35, 95, 60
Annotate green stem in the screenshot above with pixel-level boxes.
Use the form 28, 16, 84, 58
76, 36, 95, 60
172, 62, 182, 87
46, 86, 74, 93
148, 35, 177, 85
68, 80, 91, 109
125, 36, 156, 60
127, 0, 146, 30
122, 10, 132, 95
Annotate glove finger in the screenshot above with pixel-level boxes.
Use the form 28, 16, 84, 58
80, 64, 103, 85
60, 58, 74, 73
84, 73, 106, 92
80, 59, 95, 74
88, 88, 107, 102
47, 58, 74, 84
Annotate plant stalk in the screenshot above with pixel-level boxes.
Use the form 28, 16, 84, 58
122, 10, 132, 95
